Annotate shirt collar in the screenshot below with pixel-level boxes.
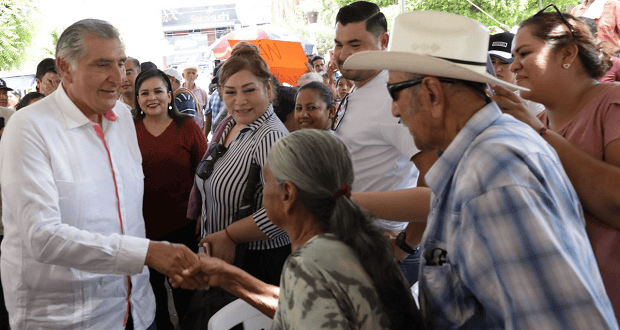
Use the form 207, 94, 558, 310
55, 84, 118, 130
239, 105, 275, 134
425, 102, 502, 194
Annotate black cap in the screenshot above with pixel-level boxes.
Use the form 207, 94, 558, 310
36, 58, 57, 80
488, 32, 515, 63
0, 78, 13, 92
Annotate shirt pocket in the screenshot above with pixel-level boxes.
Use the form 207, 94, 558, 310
419, 243, 472, 328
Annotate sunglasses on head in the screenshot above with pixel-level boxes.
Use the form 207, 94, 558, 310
534, 3, 576, 39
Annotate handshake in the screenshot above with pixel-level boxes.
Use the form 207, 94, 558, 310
145, 240, 229, 290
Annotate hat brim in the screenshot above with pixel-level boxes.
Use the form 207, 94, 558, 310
344, 51, 528, 92
488, 50, 514, 63
0, 87, 13, 92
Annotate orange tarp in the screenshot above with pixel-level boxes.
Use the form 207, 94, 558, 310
229, 39, 308, 86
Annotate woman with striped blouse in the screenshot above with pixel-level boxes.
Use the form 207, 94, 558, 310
186, 41, 290, 322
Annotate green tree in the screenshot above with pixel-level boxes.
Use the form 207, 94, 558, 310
332, 0, 580, 31
0, 0, 36, 70
408, 0, 579, 30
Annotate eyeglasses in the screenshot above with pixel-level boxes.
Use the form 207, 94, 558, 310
535, 4, 575, 39
196, 142, 228, 180
387, 77, 459, 101
331, 92, 350, 131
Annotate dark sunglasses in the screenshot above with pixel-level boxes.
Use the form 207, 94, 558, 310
534, 3, 575, 39
387, 77, 460, 101
196, 142, 228, 181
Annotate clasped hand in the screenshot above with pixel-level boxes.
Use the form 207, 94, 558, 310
168, 243, 232, 290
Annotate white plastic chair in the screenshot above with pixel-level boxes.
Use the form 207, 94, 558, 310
208, 298, 273, 330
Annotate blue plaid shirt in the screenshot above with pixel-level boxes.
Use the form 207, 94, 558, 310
419, 103, 618, 330
206, 90, 225, 130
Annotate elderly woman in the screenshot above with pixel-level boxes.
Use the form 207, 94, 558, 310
492, 7, 620, 317
178, 130, 422, 329
185, 41, 291, 322
133, 69, 208, 328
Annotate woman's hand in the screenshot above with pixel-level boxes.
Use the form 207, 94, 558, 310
199, 230, 237, 264
491, 84, 544, 130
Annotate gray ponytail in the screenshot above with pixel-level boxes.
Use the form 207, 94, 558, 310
266, 129, 421, 329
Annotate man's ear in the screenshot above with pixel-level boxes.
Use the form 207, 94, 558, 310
379, 32, 389, 50
419, 77, 446, 120
55, 57, 72, 84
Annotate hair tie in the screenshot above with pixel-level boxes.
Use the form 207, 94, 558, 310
333, 184, 351, 199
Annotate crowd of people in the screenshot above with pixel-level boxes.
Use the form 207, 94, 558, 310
0, 1, 619, 329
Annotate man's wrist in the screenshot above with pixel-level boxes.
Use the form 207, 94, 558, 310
395, 230, 418, 255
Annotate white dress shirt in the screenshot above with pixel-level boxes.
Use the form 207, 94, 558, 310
0, 85, 155, 329
331, 70, 420, 231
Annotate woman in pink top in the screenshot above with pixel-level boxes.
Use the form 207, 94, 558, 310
493, 9, 620, 318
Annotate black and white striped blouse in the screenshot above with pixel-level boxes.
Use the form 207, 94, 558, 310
196, 106, 290, 250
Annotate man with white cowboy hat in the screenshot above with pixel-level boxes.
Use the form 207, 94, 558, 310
345, 10, 618, 330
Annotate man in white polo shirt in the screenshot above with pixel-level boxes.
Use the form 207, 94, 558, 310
332, 1, 436, 284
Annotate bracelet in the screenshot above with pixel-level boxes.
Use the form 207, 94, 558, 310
224, 227, 237, 244
538, 126, 548, 137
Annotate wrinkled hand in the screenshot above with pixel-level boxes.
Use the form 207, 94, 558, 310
170, 253, 232, 290
199, 230, 236, 264
491, 84, 544, 130
145, 241, 208, 289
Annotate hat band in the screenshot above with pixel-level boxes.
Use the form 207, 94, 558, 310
436, 56, 487, 67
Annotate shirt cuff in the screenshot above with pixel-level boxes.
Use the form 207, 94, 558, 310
115, 235, 150, 275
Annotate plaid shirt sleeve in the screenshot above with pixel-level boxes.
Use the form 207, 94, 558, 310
456, 185, 612, 329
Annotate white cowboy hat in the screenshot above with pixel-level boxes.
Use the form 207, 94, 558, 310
343, 11, 528, 91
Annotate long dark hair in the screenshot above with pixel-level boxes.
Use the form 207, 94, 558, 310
520, 12, 611, 79
134, 69, 188, 128
266, 129, 421, 329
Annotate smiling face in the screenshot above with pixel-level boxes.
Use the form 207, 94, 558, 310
137, 76, 172, 119
295, 88, 335, 130
221, 69, 272, 127
58, 34, 126, 120
334, 21, 385, 86
511, 26, 563, 104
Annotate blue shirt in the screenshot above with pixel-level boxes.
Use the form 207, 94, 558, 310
206, 89, 225, 130
419, 102, 618, 329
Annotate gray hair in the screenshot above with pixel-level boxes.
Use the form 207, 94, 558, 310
56, 19, 122, 68
266, 129, 353, 219
265, 129, 419, 328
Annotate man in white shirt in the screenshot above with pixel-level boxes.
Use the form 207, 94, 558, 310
0, 19, 203, 330
332, 1, 437, 285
